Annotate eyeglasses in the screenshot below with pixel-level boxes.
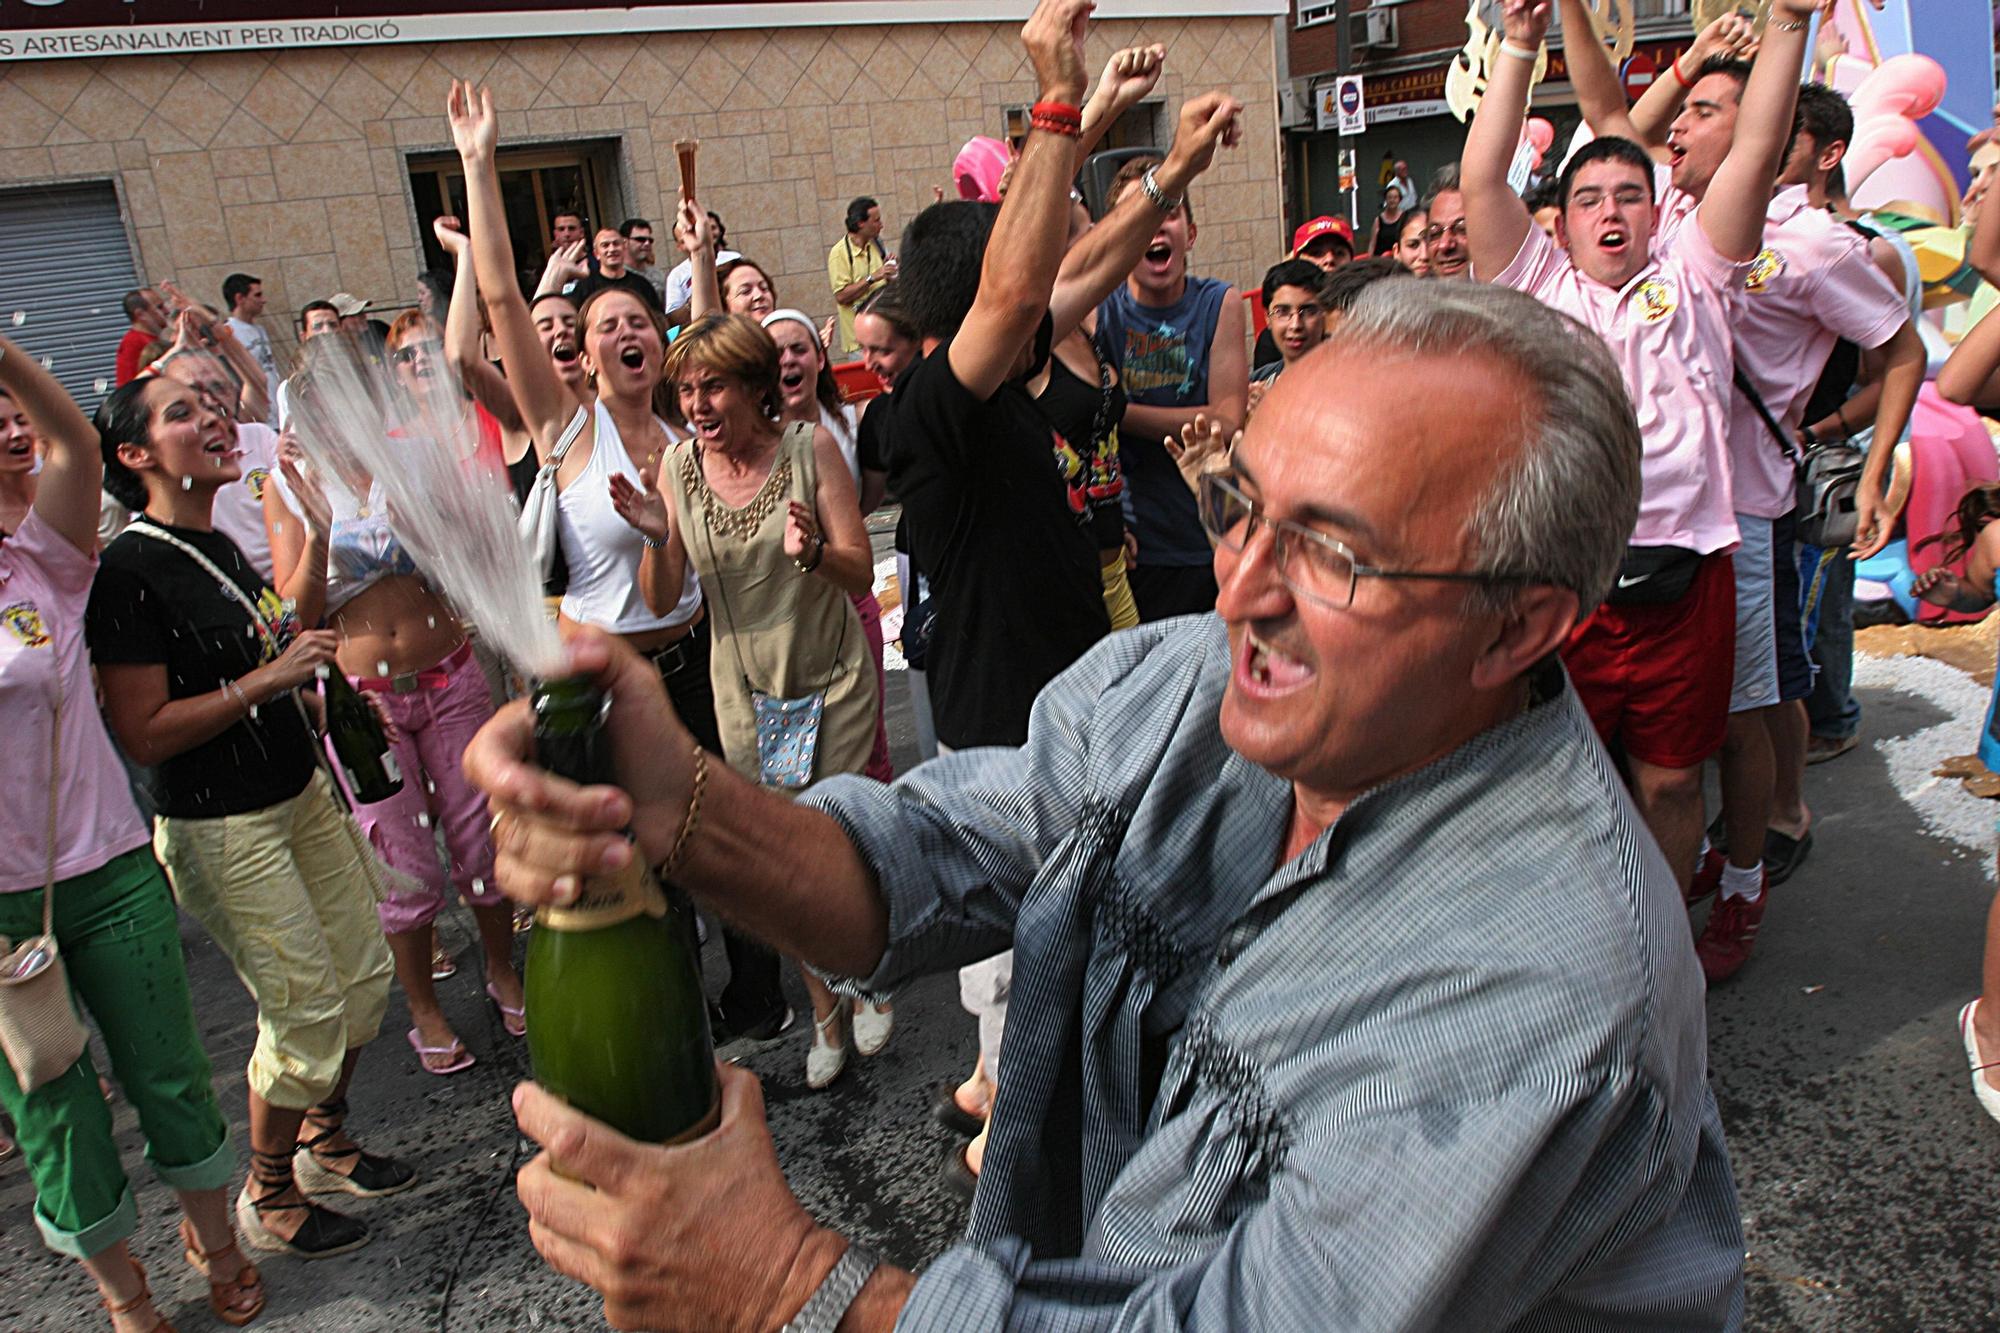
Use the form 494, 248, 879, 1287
1567, 186, 1649, 211
1421, 219, 1469, 244
1266, 302, 1323, 321
389, 346, 420, 366
1197, 471, 1530, 608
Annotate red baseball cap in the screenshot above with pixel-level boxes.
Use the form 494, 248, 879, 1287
1291, 216, 1355, 256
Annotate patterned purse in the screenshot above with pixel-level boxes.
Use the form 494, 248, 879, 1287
0, 682, 89, 1092
750, 689, 826, 790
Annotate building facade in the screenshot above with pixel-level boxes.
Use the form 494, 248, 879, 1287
0, 0, 1286, 411
1280, 0, 1701, 229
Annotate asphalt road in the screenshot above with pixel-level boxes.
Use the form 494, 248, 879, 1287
7, 645, 2000, 1330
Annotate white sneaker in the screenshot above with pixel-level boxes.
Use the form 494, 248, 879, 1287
852, 999, 894, 1057
806, 1008, 849, 1089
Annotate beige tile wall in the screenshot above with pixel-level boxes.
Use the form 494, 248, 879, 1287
0, 18, 1281, 367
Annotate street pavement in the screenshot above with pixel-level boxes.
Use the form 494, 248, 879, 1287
8, 648, 2000, 1330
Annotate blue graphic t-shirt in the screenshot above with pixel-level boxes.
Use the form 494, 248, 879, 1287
1097, 277, 1231, 566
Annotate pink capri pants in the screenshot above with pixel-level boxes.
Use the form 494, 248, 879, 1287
342, 640, 503, 934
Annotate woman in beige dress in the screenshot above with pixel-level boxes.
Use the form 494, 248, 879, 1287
616, 311, 877, 1089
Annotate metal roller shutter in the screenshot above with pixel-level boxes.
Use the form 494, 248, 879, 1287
0, 181, 139, 416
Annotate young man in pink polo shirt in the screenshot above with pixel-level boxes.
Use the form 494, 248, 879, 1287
1461, 0, 1814, 899
1686, 83, 1925, 981
1560, 17, 1930, 980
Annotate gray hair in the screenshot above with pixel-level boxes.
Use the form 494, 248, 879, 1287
1333, 280, 1641, 614
1422, 162, 1461, 212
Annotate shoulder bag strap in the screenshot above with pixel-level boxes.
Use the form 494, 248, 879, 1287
542, 404, 590, 477
1731, 363, 1805, 465
123, 521, 339, 788
126, 521, 280, 652
40, 672, 61, 939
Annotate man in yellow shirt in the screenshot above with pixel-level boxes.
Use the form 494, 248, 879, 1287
828, 196, 895, 355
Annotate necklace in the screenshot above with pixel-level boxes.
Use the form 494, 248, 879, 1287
684, 438, 790, 542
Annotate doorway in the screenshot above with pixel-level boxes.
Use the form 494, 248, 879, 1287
409, 141, 622, 296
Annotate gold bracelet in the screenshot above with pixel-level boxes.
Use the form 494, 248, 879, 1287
1771, 17, 1808, 31
661, 743, 708, 877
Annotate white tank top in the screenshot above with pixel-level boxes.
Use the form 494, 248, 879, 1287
819, 402, 861, 491
557, 401, 702, 632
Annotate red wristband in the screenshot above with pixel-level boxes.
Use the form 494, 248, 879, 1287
1670, 58, 1693, 89
1030, 100, 1083, 126
1030, 113, 1082, 138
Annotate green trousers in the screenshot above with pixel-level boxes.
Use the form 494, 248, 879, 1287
0, 845, 232, 1257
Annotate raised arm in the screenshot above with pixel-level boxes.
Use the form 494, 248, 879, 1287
673, 198, 722, 321
434, 215, 523, 432
1077, 43, 1165, 163
1629, 12, 1757, 150
0, 333, 99, 551
263, 448, 331, 630
1695, 1, 1815, 264
1461, 0, 1544, 281
1557, 0, 1644, 146
449, 80, 575, 450
946, 0, 1095, 402
1049, 89, 1241, 340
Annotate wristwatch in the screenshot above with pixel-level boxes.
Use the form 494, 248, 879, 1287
781, 1242, 879, 1333
1139, 165, 1182, 214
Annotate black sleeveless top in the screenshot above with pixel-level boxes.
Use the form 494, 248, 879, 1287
1036, 341, 1130, 552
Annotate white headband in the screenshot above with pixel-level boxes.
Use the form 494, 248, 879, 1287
760, 309, 821, 347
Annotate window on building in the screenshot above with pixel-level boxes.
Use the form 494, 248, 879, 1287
407, 142, 622, 296
1003, 102, 1163, 156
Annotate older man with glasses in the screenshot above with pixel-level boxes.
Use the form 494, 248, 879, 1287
464, 276, 1743, 1331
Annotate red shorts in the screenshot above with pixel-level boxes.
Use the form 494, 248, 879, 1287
1562, 552, 1735, 770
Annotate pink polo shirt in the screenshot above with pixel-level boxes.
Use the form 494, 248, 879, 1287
0, 511, 148, 892
1487, 213, 1745, 554
1726, 186, 1907, 519
1653, 163, 1697, 249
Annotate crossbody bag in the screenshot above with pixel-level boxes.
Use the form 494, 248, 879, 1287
1732, 364, 1866, 551
0, 673, 90, 1092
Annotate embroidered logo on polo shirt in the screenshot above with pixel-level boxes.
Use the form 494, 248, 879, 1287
1633, 278, 1677, 325
1744, 247, 1785, 293
245, 467, 270, 501
2, 601, 50, 648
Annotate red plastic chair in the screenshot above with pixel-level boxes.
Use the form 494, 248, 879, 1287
831, 359, 885, 405
1245, 289, 1267, 337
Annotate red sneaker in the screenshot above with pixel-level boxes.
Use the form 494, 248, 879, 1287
1687, 848, 1724, 907
1696, 871, 1770, 984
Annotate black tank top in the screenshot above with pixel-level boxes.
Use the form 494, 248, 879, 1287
1036, 342, 1130, 552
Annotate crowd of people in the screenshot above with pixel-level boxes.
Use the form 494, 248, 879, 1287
2, 0, 1998, 1325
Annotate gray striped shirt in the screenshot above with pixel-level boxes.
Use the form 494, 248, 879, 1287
808, 616, 1744, 1330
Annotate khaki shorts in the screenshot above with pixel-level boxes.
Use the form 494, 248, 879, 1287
155, 770, 394, 1109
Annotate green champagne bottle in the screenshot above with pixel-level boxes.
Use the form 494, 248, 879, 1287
523, 675, 719, 1143
319, 667, 403, 805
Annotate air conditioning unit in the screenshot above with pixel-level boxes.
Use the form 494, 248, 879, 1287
1350, 8, 1398, 49
1278, 85, 1308, 128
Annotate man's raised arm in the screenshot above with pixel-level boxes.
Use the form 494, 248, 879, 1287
947, 0, 1096, 402
1695, 1, 1816, 264
1461, 0, 1545, 280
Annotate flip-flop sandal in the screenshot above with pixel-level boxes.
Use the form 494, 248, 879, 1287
1763, 826, 1813, 886
407, 1028, 475, 1076
486, 982, 527, 1038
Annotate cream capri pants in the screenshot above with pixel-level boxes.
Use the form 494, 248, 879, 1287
154, 769, 394, 1110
